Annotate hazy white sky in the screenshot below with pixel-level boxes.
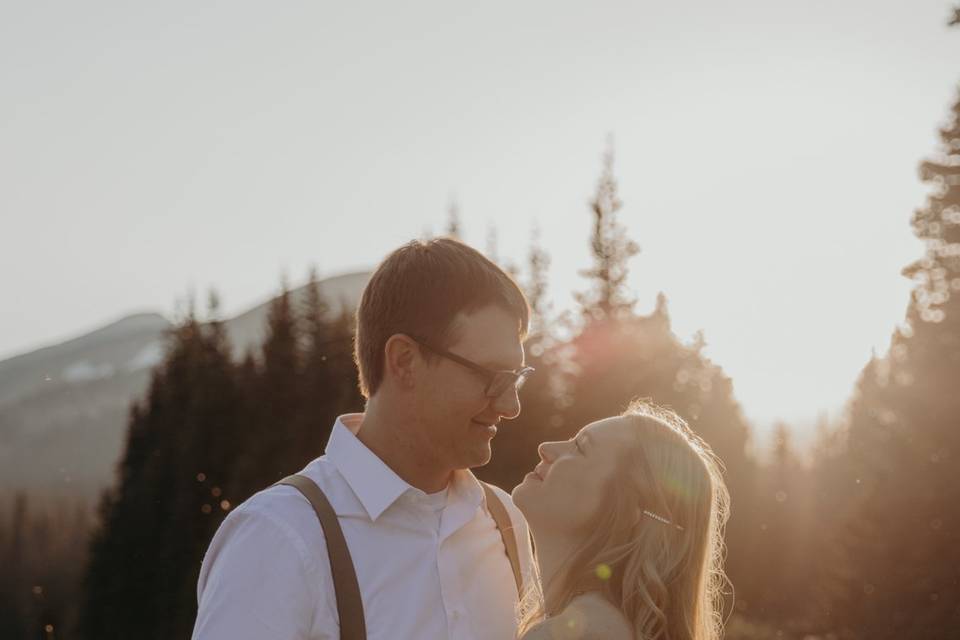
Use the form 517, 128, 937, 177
2, 1, 959, 438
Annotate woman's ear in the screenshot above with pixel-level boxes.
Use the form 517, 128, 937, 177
383, 334, 419, 390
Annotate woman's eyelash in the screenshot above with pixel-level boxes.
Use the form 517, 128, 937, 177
574, 438, 585, 455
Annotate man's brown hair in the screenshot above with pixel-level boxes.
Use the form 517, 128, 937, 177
354, 237, 530, 398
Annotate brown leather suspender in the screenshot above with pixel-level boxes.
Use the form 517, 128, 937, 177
480, 482, 524, 596
276, 474, 523, 639
277, 474, 367, 640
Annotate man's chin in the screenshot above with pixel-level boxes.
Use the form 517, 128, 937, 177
461, 444, 493, 469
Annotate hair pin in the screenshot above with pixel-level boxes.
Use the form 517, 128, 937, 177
642, 509, 685, 531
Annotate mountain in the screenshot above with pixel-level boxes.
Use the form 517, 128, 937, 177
0, 313, 172, 408
0, 272, 369, 505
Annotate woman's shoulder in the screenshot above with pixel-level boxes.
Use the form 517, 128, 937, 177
522, 592, 633, 640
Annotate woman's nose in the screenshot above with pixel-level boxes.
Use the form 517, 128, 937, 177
538, 441, 561, 462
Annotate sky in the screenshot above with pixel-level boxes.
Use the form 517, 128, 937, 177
2, 1, 959, 442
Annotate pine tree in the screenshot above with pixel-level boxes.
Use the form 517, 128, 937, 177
80, 300, 243, 639
231, 280, 304, 497
486, 223, 500, 264
80, 376, 170, 639
574, 137, 639, 322
446, 198, 462, 239
0, 494, 29, 639
164, 292, 245, 637
299, 266, 335, 455
298, 267, 363, 460
524, 224, 552, 336
746, 424, 818, 626
564, 143, 748, 452
552, 143, 753, 617
806, 413, 856, 633
827, 34, 960, 636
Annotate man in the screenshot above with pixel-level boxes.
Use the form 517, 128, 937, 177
193, 238, 536, 639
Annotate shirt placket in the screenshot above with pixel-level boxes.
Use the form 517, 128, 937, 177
436, 533, 471, 639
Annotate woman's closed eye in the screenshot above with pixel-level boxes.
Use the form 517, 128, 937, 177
574, 437, 586, 456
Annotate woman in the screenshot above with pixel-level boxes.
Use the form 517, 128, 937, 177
513, 399, 730, 640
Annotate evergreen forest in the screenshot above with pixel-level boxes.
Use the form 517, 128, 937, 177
4, 11, 960, 639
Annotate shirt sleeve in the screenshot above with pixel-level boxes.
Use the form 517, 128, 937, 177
192, 505, 338, 640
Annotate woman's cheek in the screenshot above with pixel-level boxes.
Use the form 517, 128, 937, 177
583, 477, 606, 512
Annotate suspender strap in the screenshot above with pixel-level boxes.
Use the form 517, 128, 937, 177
277, 474, 521, 639
276, 474, 367, 640
481, 482, 523, 597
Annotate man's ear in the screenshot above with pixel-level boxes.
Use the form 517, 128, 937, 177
383, 334, 419, 391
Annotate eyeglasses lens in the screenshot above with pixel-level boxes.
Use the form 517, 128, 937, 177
487, 373, 517, 397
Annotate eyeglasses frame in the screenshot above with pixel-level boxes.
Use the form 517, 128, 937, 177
407, 334, 535, 398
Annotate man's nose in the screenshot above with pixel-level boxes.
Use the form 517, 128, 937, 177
491, 385, 521, 420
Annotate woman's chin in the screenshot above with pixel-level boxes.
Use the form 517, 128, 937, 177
511, 473, 540, 507
511, 478, 529, 501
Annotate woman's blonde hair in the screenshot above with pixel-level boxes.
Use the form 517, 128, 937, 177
517, 399, 730, 640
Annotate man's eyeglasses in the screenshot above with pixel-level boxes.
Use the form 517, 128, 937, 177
408, 335, 535, 398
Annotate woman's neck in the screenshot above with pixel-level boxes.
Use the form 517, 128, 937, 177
530, 525, 585, 610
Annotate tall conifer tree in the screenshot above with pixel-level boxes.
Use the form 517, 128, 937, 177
574, 137, 639, 322
558, 142, 753, 614
231, 281, 303, 497
299, 267, 363, 458
80, 302, 242, 639
832, 19, 960, 635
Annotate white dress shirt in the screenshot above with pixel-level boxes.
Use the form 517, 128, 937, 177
193, 413, 535, 640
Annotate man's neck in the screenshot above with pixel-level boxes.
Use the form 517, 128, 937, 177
355, 400, 453, 494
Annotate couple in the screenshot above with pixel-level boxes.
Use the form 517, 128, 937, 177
192, 238, 729, 640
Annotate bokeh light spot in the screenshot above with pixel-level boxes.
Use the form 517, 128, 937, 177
595, 563, 612, 581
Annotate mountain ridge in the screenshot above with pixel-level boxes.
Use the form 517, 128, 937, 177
0, 271, 370, 503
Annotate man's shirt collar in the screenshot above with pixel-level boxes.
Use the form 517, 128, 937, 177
325, 414, 486, 523
325, 413, 412, 521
